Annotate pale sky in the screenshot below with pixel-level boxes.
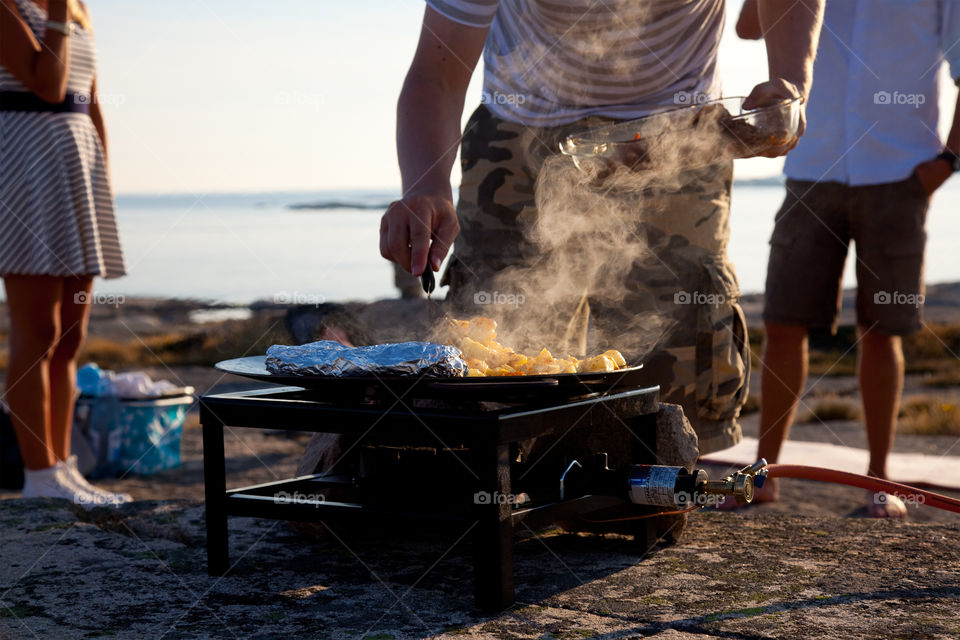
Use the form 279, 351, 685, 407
87, 1, 955, 195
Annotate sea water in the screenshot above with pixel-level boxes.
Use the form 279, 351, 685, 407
73, 182, 960, 305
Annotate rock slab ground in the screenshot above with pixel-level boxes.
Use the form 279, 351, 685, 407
1, 499, 958, 639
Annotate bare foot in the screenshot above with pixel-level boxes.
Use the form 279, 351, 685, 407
715, 477, 779, 511
863, 492, 908, 519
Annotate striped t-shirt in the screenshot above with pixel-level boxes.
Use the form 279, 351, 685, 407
427, 0, 725, 126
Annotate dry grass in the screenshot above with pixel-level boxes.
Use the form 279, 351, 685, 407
903, 324, 960, 375
751, 330, 859, 377
922, 366, 960, 388
904, 323, 960, 358
79, 336, 147, 369
897, 396, 960, 437
78, 315, 289, 370
807, 351, 858, 377
4, 313, 960, 390
797, 394, 861, 423
0, 312, 289, 375
750, 323, 960, 378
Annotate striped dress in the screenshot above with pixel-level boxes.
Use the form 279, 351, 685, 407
0, 0, 125, 279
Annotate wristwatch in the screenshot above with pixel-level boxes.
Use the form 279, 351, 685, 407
937, 149, 960, 172
46, 20, 75, 36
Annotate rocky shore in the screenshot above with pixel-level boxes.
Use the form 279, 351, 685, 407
0, 285, 958, 638
1, 498, 958, 639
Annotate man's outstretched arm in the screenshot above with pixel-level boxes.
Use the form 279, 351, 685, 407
744, 0, 824, 156
914, 89, 960, 194
758, 0, 823, 100
736, 0, 762, 40
380, 7, 488, 277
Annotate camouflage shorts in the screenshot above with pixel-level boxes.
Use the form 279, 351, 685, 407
443, 105, 749, 454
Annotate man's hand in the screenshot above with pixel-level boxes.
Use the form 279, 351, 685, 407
385, 7, 486, 279
743, 78, 806, 157
913, 158, 954, 196
380, 194, 460, 277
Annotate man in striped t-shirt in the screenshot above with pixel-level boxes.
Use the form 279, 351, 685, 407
380, 1, 823, 455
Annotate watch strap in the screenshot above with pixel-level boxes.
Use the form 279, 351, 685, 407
46, 20, 74, 36
937, 150, 960, 173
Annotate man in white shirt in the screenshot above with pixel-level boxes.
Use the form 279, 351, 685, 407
379, 1, 824, 455
734, 0, 960, 516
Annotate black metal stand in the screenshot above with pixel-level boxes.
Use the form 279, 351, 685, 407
200, 385, 659, 610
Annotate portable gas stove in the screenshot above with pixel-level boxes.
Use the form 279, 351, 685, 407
202, 357, 763, 610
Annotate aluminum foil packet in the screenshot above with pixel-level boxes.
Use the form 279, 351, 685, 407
265, 341, 468, 377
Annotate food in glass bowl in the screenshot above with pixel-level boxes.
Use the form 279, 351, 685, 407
718, 97, 801, 156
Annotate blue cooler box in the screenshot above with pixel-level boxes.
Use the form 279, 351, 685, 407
75, 393, 194, 477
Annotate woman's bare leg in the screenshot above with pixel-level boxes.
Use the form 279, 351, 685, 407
3, 275, 63, 470
49, 277, 94, 461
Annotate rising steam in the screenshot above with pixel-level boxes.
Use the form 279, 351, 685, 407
450, 104, 737, 364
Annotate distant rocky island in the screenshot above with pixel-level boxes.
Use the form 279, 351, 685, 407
288, 199, 394, 210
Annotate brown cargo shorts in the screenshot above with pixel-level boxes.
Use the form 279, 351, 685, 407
764, 176, 929, 336
443, 105, 748, 454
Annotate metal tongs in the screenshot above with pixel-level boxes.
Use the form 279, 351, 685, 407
420, 269, 436, 297
421, 268, 456, 332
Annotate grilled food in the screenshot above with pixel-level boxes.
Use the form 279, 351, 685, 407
447, 317, 626, 377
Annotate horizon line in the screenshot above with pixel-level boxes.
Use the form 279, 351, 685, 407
114, 176, 788, 199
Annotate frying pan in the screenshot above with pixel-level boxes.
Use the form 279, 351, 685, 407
215, 355, 645, 402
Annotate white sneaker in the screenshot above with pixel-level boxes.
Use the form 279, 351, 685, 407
21, 464, 102, 508
62, 456, 133, 505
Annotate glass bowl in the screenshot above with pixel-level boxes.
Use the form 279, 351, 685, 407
559, 96, 801, 173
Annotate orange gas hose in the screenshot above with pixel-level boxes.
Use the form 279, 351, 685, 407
765, 464, 960, 514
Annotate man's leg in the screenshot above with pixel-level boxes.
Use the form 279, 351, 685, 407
856, 329, 908, 518
720, 179, 848, 509
754, 322, 809, 501
851, 176, 927, 517
857, 325, 903, 480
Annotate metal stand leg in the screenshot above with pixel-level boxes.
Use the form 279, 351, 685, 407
471, 442, 514, 610
201, 402, 229, 576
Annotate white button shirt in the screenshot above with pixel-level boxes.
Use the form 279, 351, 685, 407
784, 0, 960, 186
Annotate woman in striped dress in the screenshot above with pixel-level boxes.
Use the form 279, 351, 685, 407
0, 0, 129, 505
